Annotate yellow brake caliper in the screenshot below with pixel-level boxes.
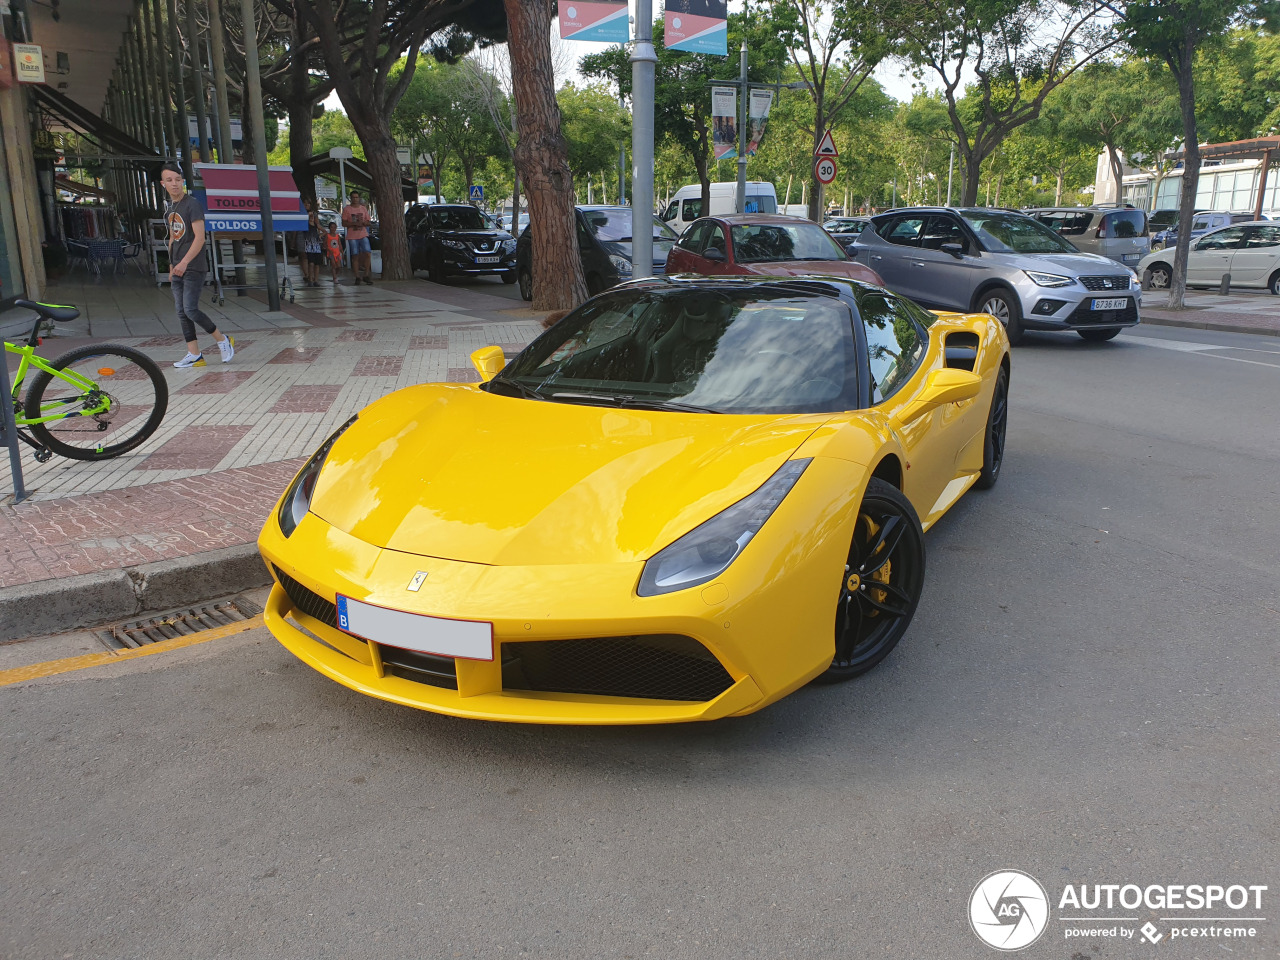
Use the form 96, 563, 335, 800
850, 514, 891, 615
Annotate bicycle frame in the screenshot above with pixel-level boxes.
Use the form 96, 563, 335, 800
4, 340, 111, 427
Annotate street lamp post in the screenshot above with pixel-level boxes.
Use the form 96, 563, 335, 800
630, 0, 657, 278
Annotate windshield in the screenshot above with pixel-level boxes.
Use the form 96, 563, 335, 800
582, 208, 680, 244
493, 288, 860, 415
730, 222, 847, 263
961, 211, 1078, 254
430, 206, 488, 230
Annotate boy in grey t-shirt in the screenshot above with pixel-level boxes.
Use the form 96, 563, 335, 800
160, 163, 234, 368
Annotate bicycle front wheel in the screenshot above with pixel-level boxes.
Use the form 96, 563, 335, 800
24, 344, 169, 460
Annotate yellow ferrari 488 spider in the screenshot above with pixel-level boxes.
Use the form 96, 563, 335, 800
259, 276, 1010, 724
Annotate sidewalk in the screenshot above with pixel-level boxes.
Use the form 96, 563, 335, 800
2, 272, 543, 616
1139, 288, 1280, 336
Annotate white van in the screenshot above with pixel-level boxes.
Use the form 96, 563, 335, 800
660, 182, 778, 234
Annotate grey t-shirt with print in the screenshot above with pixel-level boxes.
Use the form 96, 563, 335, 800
165, 193, 205, 271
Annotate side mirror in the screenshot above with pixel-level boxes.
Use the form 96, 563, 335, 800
895, 368, 982, 424
703, 247, 726, 263
940, 242, 966, 258
470, 345, 505, 382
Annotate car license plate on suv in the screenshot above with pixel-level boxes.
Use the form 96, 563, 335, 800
475, 256, 499, 264
1122, 253, 1140, 262
336, 595, 493, 660
1091, 298, 1128, 311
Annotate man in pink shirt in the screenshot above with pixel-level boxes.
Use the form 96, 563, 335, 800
341, 191, 373, 285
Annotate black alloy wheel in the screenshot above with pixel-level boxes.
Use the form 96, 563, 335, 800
518, 266, 533, 301
976, 366, 1008, 489
817, 478, 926, 683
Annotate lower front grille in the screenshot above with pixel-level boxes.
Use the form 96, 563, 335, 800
1078, 275, 1132, 292
1066, 298, 1138, 326
379, 646, 458, 689
273, 565, 338, 629
502, 635, 735, 702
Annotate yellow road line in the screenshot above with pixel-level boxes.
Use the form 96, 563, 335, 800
0, 614, 266, 687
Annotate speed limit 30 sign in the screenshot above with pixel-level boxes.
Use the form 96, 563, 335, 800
815, 156, 837, 184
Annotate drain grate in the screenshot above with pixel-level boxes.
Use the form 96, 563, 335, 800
99, 595, 264, 650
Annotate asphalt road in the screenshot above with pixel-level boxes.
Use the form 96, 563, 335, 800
3, 325, 1279, 960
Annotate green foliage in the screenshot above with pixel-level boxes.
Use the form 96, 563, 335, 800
557, 84, 630, 188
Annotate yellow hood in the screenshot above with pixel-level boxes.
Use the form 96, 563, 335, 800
310, 385, 825, 565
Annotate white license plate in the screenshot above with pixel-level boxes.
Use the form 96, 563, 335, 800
336, 595, 493, 660
475, 256, 499, 264
1091, 298, 1128, 310
1122, 253, 1140, 261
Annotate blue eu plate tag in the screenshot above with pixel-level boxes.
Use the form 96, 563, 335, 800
336, 595, 350, 631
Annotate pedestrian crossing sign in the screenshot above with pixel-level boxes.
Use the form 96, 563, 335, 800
469, 185, 484, 201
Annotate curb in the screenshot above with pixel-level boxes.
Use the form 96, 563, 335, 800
1141, 314, 1280, 337
0, 542, 271, 642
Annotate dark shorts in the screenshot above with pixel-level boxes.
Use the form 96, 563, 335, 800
306, 252, 324, 265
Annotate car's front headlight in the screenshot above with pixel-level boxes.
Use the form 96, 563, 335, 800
1128, 270, 1141, 289
609, 254, 632, 275
1024, 270, 1074, 287
502, 239, 516, 253
278, 416, 357, 538
637, 459, 811, 597
442, 239, 467, 250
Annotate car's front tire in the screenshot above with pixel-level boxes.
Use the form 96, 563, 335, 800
1269, 270, 1280, 296
816, 478, 926, 683
518, 266, 533, 301
501, 270, 517, 285
1146, 264, 1171, 290
1078, 327, 1121, 342
975, 287, 1024, 346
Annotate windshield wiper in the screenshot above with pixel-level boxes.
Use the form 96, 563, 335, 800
549, 392, 717, 413
487, 376, 546, 400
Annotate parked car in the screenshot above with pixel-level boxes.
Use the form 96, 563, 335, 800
1151, 210, 1260, 250
1148, 209, 1180, 234
257, 274, 1011, 722
516, 205, 677, 301
849, 207, 1141, 343
1139, 221, 1280, 294
823, 216, 873, 250
660, 182, 779, 234
666, 214, 883, 287
408, 204, 517, 283
1025, 205, 1149, 266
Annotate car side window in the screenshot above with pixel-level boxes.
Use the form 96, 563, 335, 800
682, 198, 703, 221
1191, 216, 1211, 232
921, 215, 967, 251
678, 220, 710, 251
1244, 225, 1280, 248
1196, 227, 1246, 251
705, 224, 727, 254
880, 216, 925, 247
859, 291, 927, 405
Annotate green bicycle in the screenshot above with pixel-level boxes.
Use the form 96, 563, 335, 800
4, 299, 168, 462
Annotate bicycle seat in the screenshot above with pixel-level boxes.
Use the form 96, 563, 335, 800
15, 299, 80, 322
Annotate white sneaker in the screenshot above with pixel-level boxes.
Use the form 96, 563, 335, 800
174, 352, 205, 368
218, 335, 235, 363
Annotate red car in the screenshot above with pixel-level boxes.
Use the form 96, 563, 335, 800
665, 214, 884, 285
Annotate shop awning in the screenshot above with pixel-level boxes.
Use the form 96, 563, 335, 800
28, 84, 167, 165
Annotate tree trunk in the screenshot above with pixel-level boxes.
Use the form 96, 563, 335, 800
362, 127, 413, 280
512, 172, 521, 233
807, 119, 826, 222
1055, 166, 1064, 205
1168, 46, 1199, 311
505, 0, 586, 310
289, 101, 316, 206
962, 150, 983, 206
1106, 143, 1125, 204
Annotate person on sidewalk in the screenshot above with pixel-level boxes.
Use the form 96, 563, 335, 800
341, 191, 374, 285
160, 162, 234, 368
300, 201, 324, 287
324, 220, 344, 282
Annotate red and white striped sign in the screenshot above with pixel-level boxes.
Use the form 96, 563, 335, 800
194, 164, 306, 231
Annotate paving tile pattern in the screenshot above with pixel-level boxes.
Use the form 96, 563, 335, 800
270, 385, 344, 414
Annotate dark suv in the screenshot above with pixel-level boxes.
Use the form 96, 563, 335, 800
408, 204, 517, 283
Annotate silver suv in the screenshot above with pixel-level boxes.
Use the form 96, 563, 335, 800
1025, 206, 1150, 266
849, 207, 1141, 343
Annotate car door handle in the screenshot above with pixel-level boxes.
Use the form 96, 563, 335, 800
871, 254, 883, 261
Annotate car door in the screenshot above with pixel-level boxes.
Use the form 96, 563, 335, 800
1187, 226, 1245, 284
666, 219, 711, 273
856, 290, 973, 522
904, 214, 983, 308
703, 222, 742, 275
1229, 224, 1280, 284
867, 215, 925, 296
